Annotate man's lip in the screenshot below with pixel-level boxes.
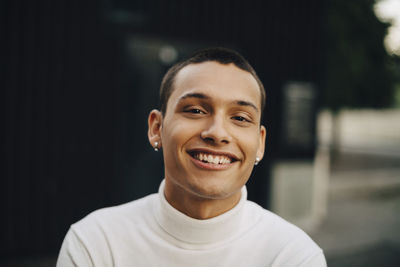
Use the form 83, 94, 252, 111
187, 148, 240, 162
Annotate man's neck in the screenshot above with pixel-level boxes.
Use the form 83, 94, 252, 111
163, 180, 242, 220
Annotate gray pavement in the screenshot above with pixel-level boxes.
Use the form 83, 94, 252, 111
309, 152, 400, 267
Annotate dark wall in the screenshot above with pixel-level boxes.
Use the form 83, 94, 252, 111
2, 0, 323, 259
2, 0, 122, 258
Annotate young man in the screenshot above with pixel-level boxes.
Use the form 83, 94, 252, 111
57, 48, 327, 266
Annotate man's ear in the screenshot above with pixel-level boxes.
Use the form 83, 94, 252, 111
256, 125, 267, 161
148, 109, 163, 149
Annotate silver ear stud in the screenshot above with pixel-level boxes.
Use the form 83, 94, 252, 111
154, 141, 159, 152
255, 157, 260, 166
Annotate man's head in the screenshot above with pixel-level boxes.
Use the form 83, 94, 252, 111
148, 47, 266, 219
159, 47, 266, 118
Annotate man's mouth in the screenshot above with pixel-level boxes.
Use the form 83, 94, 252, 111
188, 151, 238, 165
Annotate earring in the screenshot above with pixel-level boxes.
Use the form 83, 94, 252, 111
254, 157, 260, 166
154, 141, 159, 152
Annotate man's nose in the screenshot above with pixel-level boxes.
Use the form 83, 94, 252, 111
200, 115, 231, 144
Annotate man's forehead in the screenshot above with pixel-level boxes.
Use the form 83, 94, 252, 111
176, 61, 249, 81
173, 62, 260, 97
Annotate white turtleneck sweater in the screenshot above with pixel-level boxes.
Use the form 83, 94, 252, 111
57, 180, 326, 267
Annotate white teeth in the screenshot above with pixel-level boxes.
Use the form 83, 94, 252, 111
213, 157, 219, 164
194, 152, 232, 164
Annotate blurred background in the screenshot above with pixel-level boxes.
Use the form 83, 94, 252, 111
2, 0, 400, 266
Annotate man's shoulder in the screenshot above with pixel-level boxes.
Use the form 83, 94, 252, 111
71, 193, 158, 235
243, 200, 326, 266
244, 200, 321, 248
57, 193, 161, 267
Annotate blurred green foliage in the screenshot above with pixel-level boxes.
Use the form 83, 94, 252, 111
323, 0, 398, 111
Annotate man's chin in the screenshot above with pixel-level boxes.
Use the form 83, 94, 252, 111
187, 181, 239, 200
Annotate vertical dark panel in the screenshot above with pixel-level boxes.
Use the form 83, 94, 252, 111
3, 0, 121, 258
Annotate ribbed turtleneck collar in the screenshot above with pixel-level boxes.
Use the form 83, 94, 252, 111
153, 179, 247, 249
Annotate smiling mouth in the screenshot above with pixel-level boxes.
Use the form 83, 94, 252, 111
188, 151, 238, 165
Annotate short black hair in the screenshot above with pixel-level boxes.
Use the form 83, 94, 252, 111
159, 47, 266, 117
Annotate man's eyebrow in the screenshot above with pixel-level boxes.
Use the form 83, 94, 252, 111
235, 100, 259, 112
179, 92, 210, 101
179, 93, 259, 112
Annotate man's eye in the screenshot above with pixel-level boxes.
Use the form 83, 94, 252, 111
232, 116, 249, 122
185, 109, 204, 114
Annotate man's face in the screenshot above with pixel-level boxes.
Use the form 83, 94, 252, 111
157, 61, 265, 202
